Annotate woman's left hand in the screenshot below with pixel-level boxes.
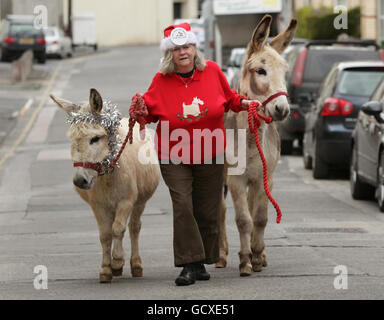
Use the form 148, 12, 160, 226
241, 99, 261, 111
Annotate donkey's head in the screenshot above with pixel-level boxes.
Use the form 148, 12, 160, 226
50, 89, 111, 190
240, 15, 297, 121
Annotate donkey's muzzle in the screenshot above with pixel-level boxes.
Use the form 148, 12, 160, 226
73, 176, 93, 190
274, 104, 290, 121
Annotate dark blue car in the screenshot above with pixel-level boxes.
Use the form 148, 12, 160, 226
303, 61, 384, 179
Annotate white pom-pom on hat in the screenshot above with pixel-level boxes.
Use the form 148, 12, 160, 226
160, 22, 198, 51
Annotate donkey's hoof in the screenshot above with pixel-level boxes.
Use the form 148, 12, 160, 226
112, 268, 123, 277
215, 258, 227, 268
252, 263, 263, 272
99, 273, 113, 283
262, 254, 268, 267
131, 266, 143, 277
239, 263, 252, 277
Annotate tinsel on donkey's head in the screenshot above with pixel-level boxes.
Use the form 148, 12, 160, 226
66, 100, 123, 175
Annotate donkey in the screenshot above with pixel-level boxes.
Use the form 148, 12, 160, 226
50, 89, 160, 283
218, 15, 297, 276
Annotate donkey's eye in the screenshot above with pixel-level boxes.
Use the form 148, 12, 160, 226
90, 136, 100, 144
257, 68, 267, 76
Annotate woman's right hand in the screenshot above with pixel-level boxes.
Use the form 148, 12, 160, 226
129, 93, 148, 120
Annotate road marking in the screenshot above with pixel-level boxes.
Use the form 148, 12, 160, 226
26, 107, 57, 144
19, 98, 33, 117
0, 61, 63, 170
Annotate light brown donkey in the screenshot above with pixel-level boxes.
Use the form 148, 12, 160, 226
51, 89, 160, 283
218, 15, 297, 276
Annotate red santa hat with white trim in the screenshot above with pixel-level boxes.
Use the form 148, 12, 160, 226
160, 22, 198, 51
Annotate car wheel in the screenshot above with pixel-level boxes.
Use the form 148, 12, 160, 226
376, 151, 384, 211
313, 139, 328, 179
281, 140, 293, 155
350, 144, 374, 200
38, 54, 46, 64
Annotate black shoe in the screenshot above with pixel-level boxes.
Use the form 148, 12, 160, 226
194, 263, 210, 281
175, 264, 196, 286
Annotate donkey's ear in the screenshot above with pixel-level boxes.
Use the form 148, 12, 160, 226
249, 15, 272, 55
50, 94, 81, 114
89, 88, 103, 114
270, 19, 297, 54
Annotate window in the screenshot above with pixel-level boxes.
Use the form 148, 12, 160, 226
337, 68, 384, 97
173, 3, 182, 20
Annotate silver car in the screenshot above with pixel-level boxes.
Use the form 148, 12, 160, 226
44, 27, 72, 59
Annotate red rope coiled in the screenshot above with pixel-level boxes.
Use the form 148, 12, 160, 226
248, 101, 282, 224
128, 93, 148, 144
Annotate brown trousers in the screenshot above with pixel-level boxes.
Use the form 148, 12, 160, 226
160, 160, 224, 267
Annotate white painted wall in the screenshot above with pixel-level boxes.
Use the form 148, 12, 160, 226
67, 0, 198, 47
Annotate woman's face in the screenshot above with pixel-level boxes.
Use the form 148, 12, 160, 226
172, 44, 196, 73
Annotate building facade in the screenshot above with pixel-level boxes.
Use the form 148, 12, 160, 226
1, 0, 199, 46
65, 0, 199, 46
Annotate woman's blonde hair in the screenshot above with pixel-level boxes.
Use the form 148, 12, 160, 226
159, 45, 206, 75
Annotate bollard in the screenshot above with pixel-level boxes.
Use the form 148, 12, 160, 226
11, 50, 33, 83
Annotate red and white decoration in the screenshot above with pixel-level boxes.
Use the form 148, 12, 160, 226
160, 22, 198, 51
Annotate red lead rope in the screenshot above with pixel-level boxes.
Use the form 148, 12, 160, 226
247, 92, 288, 224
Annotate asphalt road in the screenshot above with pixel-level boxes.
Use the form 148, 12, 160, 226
0, 45, 383, 300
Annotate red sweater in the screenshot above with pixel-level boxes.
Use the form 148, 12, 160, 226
143, 60, 245, 164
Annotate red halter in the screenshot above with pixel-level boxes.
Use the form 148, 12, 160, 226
261, 91, 288, 107
73, 130, 131, 176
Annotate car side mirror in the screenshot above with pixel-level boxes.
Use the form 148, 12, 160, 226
361, 101, 382, 116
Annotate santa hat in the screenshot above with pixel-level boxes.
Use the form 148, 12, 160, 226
160, 22, 198, 51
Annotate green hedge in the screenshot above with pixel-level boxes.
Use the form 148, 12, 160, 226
296, 6, 360, 40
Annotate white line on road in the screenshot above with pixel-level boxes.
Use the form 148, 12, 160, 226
19, 98, 33, 117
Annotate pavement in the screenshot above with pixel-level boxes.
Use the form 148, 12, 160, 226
0, 45, 384, 300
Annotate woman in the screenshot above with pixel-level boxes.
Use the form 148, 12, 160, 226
130, 22, 257, 286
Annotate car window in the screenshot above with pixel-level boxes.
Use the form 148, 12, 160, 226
337, 68, 384, 97
234, 52, 245, 67
319, 67, 338, 99
303, 49, 381, 82
371, 79, 384, 101
44, 28, 55, 37
9, 23, 41, 36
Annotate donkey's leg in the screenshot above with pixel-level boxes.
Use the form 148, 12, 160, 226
228, 176, 253, 276
216, 194, 228, 268
93, 207, 114, 283
128, 203, 145, 277
250, 188, 269, 273
111, 199, 134, 277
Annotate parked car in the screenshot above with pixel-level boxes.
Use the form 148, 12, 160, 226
281, 38, 308, 61
350, 78, 384, 210
44, 26, 72, 59
225, 47, 246, 89
280, 40, 384, 154
303, 61, 384, 179
0, 15, 46, 63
